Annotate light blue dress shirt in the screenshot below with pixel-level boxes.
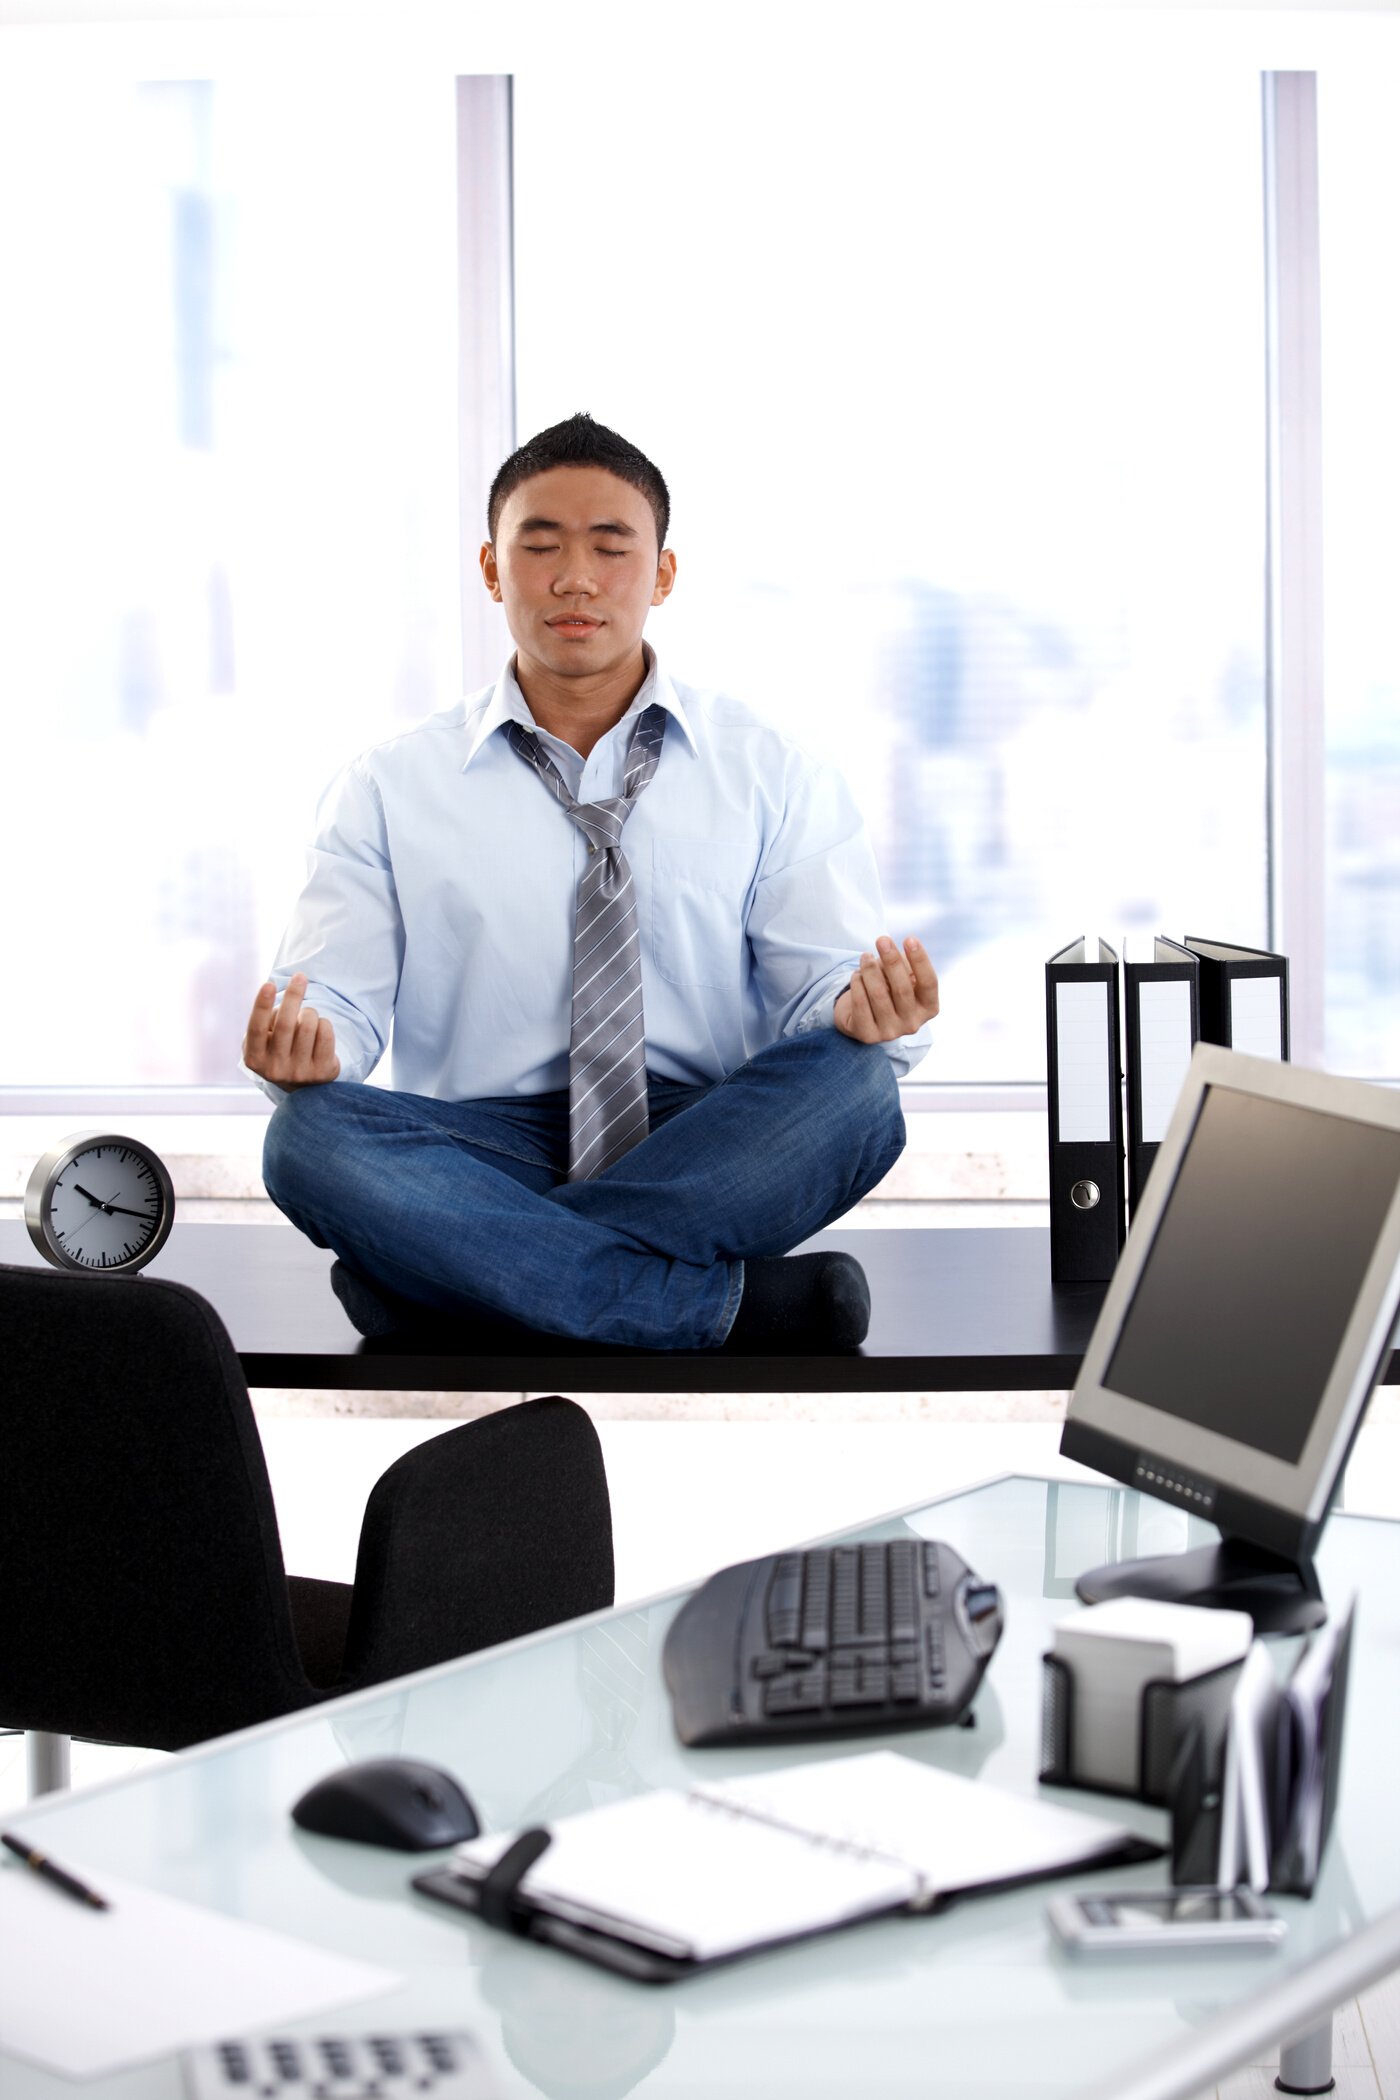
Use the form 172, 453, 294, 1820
258, 649, 932, 1102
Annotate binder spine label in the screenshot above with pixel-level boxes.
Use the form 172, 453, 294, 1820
1229, 977, 1284, 1060
1055, 982, 1112, 1142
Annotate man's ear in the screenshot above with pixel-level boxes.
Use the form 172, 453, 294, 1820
651, 548, 678, 608
480, 541, 503, 602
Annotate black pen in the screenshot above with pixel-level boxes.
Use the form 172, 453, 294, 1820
1, 1830, 112, 1910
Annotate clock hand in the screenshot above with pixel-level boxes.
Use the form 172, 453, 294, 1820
71, 1184, 155, 1223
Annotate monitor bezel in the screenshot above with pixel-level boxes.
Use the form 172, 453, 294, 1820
1063, 1044, 1400, 1541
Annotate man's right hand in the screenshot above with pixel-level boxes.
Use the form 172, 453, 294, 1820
242, 974, 341, 1089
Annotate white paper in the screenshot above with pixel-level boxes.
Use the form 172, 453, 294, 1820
1054, 1599, 1254, 1683
0, 1865, 399, 2079
1054, 1600, 1252, 1792
1136, 980, 1194, 1141
1229, 976, 1284, 1059
701, 1752, 1135, 1899
1056, 980, 1111, 1142
452, 1752, 1141, 1957
1218, 1642, 1278, 1893
453, 1786, 915, 1961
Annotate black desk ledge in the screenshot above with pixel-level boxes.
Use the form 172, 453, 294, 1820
1, 1217, 1105, 1392
17, 1216, 1393, 1396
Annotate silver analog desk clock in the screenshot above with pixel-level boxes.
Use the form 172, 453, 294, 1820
24, 1133, 176, 1275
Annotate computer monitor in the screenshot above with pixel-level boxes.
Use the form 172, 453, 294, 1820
1061, 1044, 1400, 1633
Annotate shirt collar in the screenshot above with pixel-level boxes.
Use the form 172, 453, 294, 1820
462, 643, 698, 769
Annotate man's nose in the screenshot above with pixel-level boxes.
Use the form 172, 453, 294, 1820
553, 565, 598, 597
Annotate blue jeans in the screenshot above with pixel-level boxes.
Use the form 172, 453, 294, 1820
261, 1029, 905, 1349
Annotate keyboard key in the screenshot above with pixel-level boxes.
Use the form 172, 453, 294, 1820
859, 1544, 887, 1641
764, 1669, 828, 1714
831, 1550, 862, 1646
926, 1625, 945, 1685
767, 1553, 804, 1645
888, 1540, 918, 1643
828, 1670, 888, 1708
923, 1542, 941, 1598
800, 1549, 831, 1649
750, 1652, 788, 1679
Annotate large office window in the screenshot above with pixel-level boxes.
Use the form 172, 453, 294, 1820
4, 38, 1391, 1102
1318, 69, 1400, 1079
0, 66, 475, 1088
513, 58, 1270, 1085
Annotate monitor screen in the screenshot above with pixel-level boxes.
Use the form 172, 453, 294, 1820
1103, 1086, 1400, 1465
1062, 1046, 1400, 1578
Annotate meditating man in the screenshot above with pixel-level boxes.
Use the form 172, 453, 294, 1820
245, 414, 938, 1349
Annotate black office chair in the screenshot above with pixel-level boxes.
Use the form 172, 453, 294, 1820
0, 1263, 614, 1795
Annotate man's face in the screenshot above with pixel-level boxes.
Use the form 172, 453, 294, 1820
481, 464, 676, 684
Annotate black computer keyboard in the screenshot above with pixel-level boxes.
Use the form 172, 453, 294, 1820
662, 1537, 1004, 1747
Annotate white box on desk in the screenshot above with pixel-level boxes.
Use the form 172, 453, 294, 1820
1052, 1597, 1253, 1793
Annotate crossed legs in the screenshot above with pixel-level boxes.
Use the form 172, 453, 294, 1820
261, 1029, 905, 1350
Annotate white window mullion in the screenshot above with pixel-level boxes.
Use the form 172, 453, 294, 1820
456, 74, 516, 695
1263, 71, 1326, 1070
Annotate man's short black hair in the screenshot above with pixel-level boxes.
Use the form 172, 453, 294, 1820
487, 412, 670, 553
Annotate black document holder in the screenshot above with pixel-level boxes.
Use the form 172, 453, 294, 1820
1041, 1607, 1354, 1898
1266, 1604, 1354, 1898
1039, 1650, 1243, 1814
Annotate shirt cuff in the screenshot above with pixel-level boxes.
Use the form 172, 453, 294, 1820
793, 987, 934, 1080
240, 1055, 290, 1106
794, 987, 841, 1036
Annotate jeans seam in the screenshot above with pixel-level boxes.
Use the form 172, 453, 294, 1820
710, 1259, 745, 1345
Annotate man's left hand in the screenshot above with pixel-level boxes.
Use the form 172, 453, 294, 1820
834, 935, 940, 1045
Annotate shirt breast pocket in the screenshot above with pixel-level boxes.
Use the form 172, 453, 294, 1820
651, 837, 755, 990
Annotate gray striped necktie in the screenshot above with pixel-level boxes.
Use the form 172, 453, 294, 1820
506, 703, 667, 1181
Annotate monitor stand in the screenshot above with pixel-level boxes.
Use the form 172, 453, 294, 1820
1075, 1535, 1327, 1636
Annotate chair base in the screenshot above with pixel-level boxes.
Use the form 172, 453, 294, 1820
26, 1729, 71, 1797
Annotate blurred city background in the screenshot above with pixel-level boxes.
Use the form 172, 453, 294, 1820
0, 45, 1394, 1089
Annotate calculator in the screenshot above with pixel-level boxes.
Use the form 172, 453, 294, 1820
182, 2032, 495, 2098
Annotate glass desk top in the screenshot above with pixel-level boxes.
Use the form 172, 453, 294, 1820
6, 1474, 1400, 2100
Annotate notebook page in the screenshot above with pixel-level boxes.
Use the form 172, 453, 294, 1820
450, 1788, 917, 1961
695, 1752, 1140, 1903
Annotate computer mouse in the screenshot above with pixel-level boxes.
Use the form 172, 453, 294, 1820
291, 1757, 480, 1851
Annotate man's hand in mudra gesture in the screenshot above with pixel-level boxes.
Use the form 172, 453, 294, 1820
242, 974, 341, 1089
834, 936, 940, 1045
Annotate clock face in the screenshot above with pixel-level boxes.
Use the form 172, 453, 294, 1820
26, 1136, 176, 1274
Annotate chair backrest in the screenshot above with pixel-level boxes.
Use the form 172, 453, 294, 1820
0, 1263, 317, 1750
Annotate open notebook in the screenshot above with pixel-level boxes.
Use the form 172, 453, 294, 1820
414, 1751, 1161, 1980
